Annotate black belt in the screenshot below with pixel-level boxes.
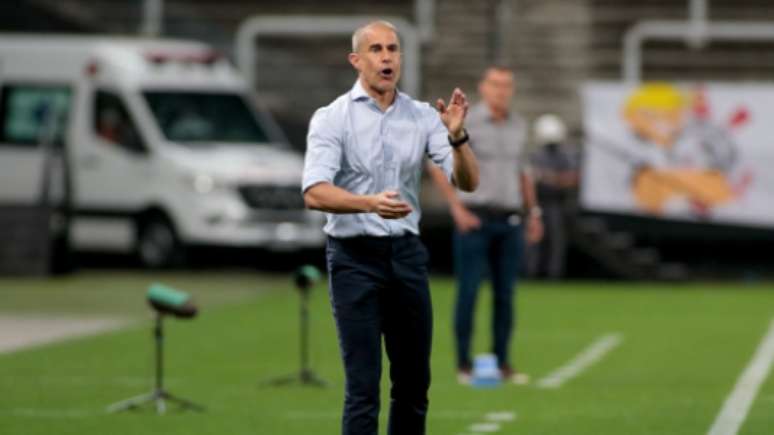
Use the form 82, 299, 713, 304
328, 233, 418, 243
467, 206, 522, 220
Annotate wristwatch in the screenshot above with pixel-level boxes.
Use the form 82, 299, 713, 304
528, 206, 543, 218
448, 128, 469, 148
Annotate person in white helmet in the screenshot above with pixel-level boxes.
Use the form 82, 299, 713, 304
528, 114, 580, 279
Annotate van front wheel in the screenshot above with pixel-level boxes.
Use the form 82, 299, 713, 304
137, 215, 184, 268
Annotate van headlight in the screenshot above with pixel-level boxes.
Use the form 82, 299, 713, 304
182, 172, 227, 194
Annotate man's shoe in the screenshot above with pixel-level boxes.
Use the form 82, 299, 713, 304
457, 367, 472, 385
500, 364, 530, 385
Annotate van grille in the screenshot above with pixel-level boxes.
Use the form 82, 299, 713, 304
237, 185, 305, 210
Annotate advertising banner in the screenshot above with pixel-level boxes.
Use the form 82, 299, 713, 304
581, 82, 774, 228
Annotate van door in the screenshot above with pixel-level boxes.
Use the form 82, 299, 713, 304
71, 89, 152, 251
0, 83, 73, 273
0, 84, 71, 204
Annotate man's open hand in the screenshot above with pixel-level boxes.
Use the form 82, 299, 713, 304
436, 88, 469, 138
450, 204, 481, 233
526, 214, 544, 245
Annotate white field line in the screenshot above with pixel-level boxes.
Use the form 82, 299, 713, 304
458, 411, 516, 435
706, 318, 774, 435
5, 408, 97, 418
484, 411, 516, 422
0, 315, 128, 354
537, 333, 623, 389
469, 422, 500, 432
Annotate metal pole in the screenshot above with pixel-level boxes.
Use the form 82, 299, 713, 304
415, 0, 436, 43
155, 314, 163, 392
300, 289, 309, 375
687, 0, 709, 49
494, 0, 513, 66
140, 0, 164, 37
622, 23, 645, 84
689, 0, 708, 25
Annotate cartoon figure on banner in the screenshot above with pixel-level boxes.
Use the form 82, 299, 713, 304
620, 83, 752, 216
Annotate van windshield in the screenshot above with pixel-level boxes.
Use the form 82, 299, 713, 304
143, 91, 270, 144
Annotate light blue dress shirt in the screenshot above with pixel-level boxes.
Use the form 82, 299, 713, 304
303, 80, 454, 238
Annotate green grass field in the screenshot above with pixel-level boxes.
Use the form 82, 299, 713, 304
1, 272, 774, 435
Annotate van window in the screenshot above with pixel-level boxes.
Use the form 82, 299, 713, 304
94, 91, 147, 154
143, 91, 269, 144
0, 85, 71, 147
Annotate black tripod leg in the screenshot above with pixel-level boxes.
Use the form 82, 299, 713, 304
260, 373, 301, 387
162, 391, 205, 412
108, 315, 204, 414
106, 392, 157, 413
300, 370, 328, 387
259, 288, 328, 388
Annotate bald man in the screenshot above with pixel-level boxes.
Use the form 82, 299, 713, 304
302, 20, 479, 435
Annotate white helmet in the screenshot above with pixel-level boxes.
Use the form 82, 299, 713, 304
534, 113, 567, 146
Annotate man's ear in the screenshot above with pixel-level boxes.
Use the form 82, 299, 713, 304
348, 52, 360, 71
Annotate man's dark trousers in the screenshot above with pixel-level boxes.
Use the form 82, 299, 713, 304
453, 214, 524, 369
326, 234, 433, 435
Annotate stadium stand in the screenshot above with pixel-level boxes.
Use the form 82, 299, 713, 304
18, 0, 774, 132
4, 0, 774, 278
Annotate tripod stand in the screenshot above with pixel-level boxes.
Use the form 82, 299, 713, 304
107, 313, 204, 414
262, 272, 326, 387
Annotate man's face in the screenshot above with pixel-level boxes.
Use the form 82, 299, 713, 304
349, 25, 401, 95
479, 69, 514, 114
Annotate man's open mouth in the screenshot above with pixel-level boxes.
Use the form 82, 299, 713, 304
379, 68, 394, 79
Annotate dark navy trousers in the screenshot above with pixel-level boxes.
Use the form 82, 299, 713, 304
453, 216, 524, 369
326, 235, 433, 435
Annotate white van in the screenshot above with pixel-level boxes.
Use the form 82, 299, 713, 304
0, 35, 325, 267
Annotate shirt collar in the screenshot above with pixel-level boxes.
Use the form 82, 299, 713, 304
350, 79, 370, 101
349, 79, 403, 105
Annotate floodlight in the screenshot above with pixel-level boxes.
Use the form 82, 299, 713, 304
262, 265, 326, 387
107, 283, 204, 414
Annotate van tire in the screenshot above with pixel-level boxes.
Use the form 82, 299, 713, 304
136, 214, 184, 268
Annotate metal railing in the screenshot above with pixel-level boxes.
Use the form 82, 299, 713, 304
235, 15, 421, 97
622, 0, 774, 83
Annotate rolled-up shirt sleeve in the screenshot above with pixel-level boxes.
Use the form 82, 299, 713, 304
517, 121, 532, 175
425, 109, 454, 182
302, 107, 342, 193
